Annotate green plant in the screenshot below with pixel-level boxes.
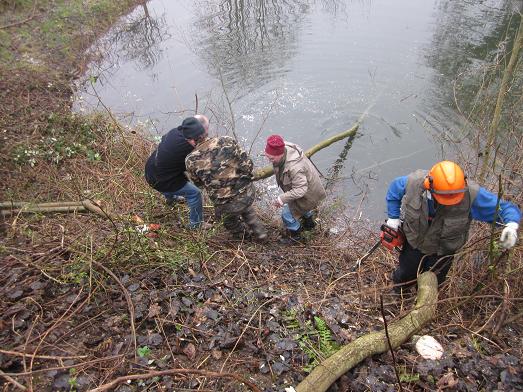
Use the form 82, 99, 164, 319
68, 367, 78, 391
470, 335, 485, 354
137, 345, 152, 358
283, 310, 340, 373
399, 366, 420, 383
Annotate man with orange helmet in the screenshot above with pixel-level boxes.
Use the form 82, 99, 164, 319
384, 161, 521, 291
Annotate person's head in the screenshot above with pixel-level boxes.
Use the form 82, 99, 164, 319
264, 134, 286, 164
180, 116, 207, 146
194, 114, 210, 132
423, 161, 467, 205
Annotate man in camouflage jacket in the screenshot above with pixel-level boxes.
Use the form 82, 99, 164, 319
184, 126, 267, 242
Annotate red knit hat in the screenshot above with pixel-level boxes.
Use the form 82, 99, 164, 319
265, 135, 285, 156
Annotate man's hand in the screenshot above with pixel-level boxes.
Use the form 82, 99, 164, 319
500, 222, 518, 250
273, 196, 284, 208
385, 218, 401, 230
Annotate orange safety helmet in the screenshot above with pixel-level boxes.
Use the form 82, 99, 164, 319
423, 161, 467, 205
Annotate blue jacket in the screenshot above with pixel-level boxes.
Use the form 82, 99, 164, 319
386, 176, 521, 224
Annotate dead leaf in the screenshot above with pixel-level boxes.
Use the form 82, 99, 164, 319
132, 215, 144, 224
437, 371, 458, 390
148, 223, 161, 231
183, 343, 196, 360
148, 303, 161, 319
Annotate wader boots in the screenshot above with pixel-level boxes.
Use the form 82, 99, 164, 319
279, 228, 303, 244
302, 215, 316, 231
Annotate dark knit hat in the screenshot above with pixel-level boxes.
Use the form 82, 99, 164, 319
265, 135, 285, 156
179, 117, 205, 139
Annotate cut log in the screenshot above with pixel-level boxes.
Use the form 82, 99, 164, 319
0, 200, 118, 221
0, 201, 83, 209
295, 272, 438, 392
253, 123, 359, 180
1, 205, 85, 217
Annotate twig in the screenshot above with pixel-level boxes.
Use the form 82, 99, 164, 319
87, 368, 262, 392
0, 349, 87, 361
217, 66, 238, 141
248, 93, 279, 155
0, 369, 26, 391
380, 295, 403, 392
220, 297, 279, 372
194, 92, 199, 114
0, 0, 38, 30
92, 261, 137, 360
3, 355, 124, 376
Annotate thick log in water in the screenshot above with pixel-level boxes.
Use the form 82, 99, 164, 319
295, 271, 438, 392
253, 123, 359, 180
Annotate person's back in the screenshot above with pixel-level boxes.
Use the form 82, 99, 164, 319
185, 134, 266, 242
144, 117, 207, 229
144, 128, 193, 193
185, 136, 253, 205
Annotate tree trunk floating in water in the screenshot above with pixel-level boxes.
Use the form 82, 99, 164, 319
253, 123, 360, 180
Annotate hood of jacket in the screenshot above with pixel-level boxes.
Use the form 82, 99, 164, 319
283, 142, 304, 171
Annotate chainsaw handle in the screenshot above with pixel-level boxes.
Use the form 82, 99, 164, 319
380, 224, 405, 251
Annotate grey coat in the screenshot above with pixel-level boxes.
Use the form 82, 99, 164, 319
276, 142, 326, 217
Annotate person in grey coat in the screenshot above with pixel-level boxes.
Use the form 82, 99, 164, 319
264, 134, 326, 242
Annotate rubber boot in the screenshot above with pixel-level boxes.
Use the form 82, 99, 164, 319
279, 228, 303, 244
302, 215, 316, 231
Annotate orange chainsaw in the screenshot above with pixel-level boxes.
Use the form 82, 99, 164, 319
352, 224, 405, 271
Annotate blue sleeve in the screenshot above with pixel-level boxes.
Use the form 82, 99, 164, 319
471, 187, 522, 224
386, 176, 408, 219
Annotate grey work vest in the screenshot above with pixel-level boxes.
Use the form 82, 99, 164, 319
401, 170, 479, 256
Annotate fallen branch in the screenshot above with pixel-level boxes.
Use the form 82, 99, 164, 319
87, 368, 262, 392
295, 272, 438, 392
1, 205, 86, 217
0, 349, 87, 361
0, 201, 83, 209
0, 199, 119, 220
253, 123, 359, 180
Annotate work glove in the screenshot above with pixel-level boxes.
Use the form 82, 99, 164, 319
499, 222, 518, 250
385, 218, 401, 230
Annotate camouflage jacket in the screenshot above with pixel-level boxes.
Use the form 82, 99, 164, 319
185, 136, 254, 205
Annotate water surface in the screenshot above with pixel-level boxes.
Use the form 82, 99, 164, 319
76, 0, 518, 220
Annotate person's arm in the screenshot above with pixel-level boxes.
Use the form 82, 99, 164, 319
471, 187, 521, 249
235, 144, 254, 178
386, 176, 408, 220
470, 187, 521, 224
184, 155, 204, 188
279, 168, 308, 204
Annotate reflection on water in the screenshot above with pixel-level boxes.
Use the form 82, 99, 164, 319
425, 0, 522, 173
92, 2, 169, 72
191, 0, 309, 94
76, 0, 520, 219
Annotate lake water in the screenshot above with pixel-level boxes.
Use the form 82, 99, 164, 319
75, 0, 518, 220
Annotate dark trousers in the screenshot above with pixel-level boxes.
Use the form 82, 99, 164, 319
214, 189, 266, 239
392, 240, 453, 287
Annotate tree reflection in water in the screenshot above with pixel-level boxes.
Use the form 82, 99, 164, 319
191, 0, 310, 94
110, 1, 169, 71
424, 0, 522, 173
90, 1, 169, 76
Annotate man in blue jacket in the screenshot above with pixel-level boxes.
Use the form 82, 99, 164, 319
384, 161, 520, 291
145, 116, 209, 229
